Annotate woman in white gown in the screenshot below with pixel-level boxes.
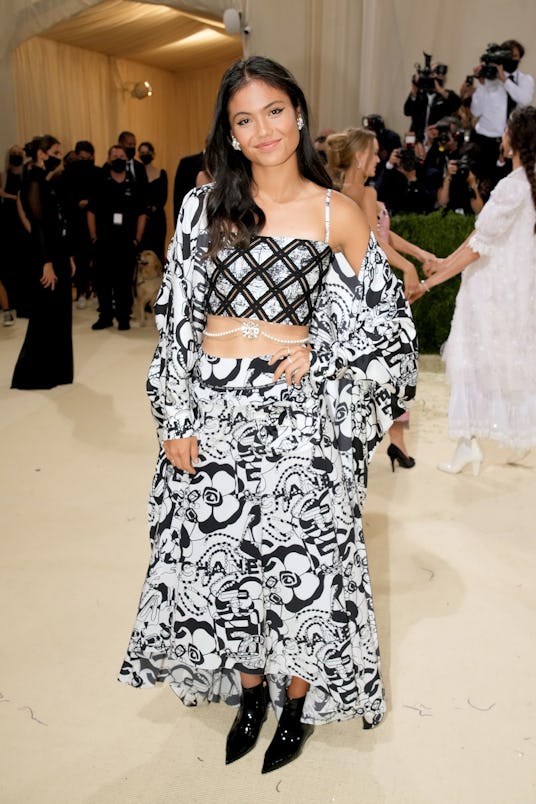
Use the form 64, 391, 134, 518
415, 105, 536, 473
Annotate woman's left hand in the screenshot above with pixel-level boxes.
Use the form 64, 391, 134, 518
418, 248, 437, 263
41, 262, 57, 289
269, 344, 311, 386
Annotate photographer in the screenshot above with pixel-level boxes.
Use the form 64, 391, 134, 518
376, 134, 438, 215
403, 55, 461, 145
423, 117, 460, 174
463, 40, 534, 181
436, 143, 485, 215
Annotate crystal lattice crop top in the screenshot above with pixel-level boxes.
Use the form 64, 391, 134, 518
205, 190, 333, 325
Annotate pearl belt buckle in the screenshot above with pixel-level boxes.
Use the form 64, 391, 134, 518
241, 321, 260, 339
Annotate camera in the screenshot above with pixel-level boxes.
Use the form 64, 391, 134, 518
413, 53, 447, 92
362, 114, 385, 134
397, 146, 417, 172
456, 154, 472, 178
478, 43, 518, 80
435, 123, 451, 146
455, 128, 472, 149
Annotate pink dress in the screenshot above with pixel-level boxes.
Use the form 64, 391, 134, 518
377, 202, 410, 426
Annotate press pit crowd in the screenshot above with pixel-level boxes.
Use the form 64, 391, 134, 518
0, 37, 533, 330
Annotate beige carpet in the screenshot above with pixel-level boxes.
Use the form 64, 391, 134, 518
1, 307, 535, 804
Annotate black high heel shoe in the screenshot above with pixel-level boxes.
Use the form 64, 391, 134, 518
261, 694, 314, 774
387, 443, 416, 471
225, 682, 269, 765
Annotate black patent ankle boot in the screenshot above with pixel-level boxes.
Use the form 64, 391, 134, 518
261, 694, 314, 774
225, 682, 269, 765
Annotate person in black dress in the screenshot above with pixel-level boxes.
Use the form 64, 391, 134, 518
0, 144, 28, 319
61, 140, 101, 308
138, 141, 168, 264
11, 135, 74, 390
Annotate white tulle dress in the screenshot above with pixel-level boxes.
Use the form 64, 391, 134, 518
443, 166, 536, 449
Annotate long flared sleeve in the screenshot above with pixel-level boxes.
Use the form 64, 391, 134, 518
146, 188, 207, 442
468, 170, 529, 256
310, 234, 418, 503
310, 234, 417, 400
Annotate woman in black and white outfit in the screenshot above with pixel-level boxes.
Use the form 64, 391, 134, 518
119, 57, 417, 773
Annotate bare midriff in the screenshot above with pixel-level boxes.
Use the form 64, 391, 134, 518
201, 314, 310, 358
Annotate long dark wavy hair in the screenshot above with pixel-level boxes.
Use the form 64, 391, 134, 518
204, 56, 332, 257
507, 105, 536, 233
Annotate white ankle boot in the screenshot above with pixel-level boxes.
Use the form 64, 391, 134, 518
438, 437, 483, 476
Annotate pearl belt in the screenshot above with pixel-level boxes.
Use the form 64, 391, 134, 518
202, 320, 309, 345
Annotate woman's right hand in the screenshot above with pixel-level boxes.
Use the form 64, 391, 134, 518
269, 344, 311, 386
41, 262, 57, 289
163, 436, 199, 475
423, 258, 445, 277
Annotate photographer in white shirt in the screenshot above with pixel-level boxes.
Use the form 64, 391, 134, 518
462, 39, 534, 182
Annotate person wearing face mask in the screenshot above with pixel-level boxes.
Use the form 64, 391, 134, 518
87, 145, 146, 331
117, 131, 148, 187
463, 39, 534, 184
11, 135, 75, 389
138, 141, 168, 264
0, 145, 28, 322
61, 140, 101, 309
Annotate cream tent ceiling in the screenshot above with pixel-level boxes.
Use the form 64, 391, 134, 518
40, 0, 242, 72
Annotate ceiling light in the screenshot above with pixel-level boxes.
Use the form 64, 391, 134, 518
130, 81, 152, 100
223, 8, 250, 35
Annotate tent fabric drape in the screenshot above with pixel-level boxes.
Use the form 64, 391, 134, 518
12, 34, 237, 238
3, 0, 536, 222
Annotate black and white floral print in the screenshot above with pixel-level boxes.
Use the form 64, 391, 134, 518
119, 186, 418, 728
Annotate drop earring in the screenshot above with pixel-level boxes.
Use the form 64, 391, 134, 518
297, 116, 304, 131
231, 135, 241, 151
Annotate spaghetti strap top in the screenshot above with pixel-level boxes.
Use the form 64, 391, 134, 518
205, 190, 333, 325
324, 188, 332, 242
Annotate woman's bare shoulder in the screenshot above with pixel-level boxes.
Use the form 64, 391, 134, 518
329, 190, 370, 249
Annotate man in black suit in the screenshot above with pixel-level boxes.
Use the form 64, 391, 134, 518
403, 62, 461, 145
117, 131, 148, 186
173, 151, 204, 223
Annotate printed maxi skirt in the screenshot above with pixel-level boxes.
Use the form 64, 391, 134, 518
119, 353, 386, 726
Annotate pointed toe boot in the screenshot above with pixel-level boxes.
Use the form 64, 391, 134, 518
225, 682, 269, 765
261, 694, 313, 774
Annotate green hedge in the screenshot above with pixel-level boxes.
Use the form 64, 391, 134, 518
390, 210, 475, 353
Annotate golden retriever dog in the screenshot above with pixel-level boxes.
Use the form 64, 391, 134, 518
133, 250, 163, 326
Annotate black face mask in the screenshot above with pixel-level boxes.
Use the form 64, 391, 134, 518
110, 158, 127, 173
505, 58, 520, 74
67, 160, 93, 176
44, 155, 61, 173
123, 147, 136, 160
9, 154, 23, 167
139, 153, 153, 165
